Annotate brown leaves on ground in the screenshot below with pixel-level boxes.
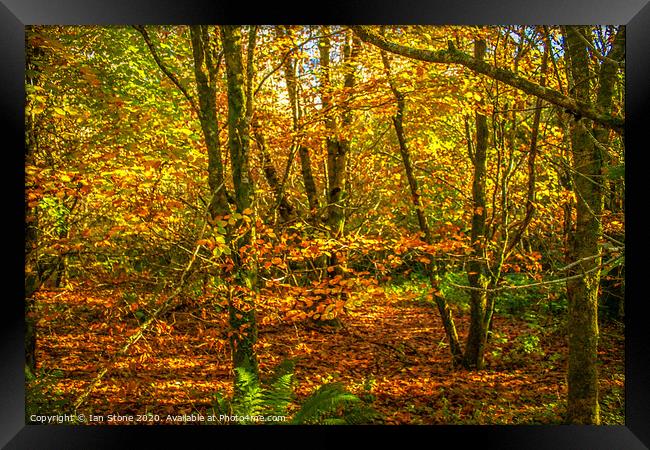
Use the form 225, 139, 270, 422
32, 283, 624, 425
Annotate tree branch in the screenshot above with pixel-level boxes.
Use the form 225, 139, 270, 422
352, 26, 624, 135
133, 25, 199, 114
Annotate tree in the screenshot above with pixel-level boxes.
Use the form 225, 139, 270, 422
278, 26, 320, 217
319, 26, 352, 239
563, 25, 624, 425
379, 35, 463, 365
188, 25, 230, 219
246, 26, 296, 223
462, 39, 490, 369
221, 25, 259, 377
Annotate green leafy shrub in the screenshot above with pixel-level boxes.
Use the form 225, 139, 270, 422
495, 273, 540, 316
438, 271, 470, 312
501, 332, 545, 367
516, 334, 542, 355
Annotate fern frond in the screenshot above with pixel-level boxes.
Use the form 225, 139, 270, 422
341, 403, 380, 424
232, 367, 265, 420
211, 391, 231, 417
290, 382, 361, 425
263, 371, 294, 417
267, 358, 296, 383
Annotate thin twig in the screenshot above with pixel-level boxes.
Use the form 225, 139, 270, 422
133, 25, 199, 114
448, 255, 620, 293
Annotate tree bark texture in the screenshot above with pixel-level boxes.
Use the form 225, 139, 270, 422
221, 25, 259, 377
189, 26, 230, 219
564, 25, 603, 425
463, 40, 490, 370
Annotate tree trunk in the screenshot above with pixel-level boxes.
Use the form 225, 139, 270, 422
564, 25, 603, 425
246, 26, 295, 223
298, 145, 320, 215
252, 120, 295, 222
221, 25, 259, 377
595, 26, 626, 323
189, 26, 230, 219
319, 27, 350, 239
279, 27, 320, 217
380, 43, 464, 366
463, 39, 490, 370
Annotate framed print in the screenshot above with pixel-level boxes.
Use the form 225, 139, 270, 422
3, 0, 649, 448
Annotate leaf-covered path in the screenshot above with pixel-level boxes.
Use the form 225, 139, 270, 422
33, 283, 624, 425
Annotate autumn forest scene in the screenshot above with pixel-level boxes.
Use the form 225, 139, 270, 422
25, 25, 625, 425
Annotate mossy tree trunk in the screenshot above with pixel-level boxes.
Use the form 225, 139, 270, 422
564, 26, 604, 425
564, 25, 624, 425
189, 25, 230, 219
221, 25, 259, 378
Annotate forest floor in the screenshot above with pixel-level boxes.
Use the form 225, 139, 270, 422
30, 280, 625, 425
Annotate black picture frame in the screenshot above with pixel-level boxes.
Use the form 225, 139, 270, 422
2, 0, 648, 448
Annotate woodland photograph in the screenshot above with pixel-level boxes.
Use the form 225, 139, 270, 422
25, 24, 625, 425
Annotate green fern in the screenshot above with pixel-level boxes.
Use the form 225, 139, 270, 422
263, 371, 294, 417
290, 382, 368, 425
231, 367, 267, 420
211, 361, 378, 425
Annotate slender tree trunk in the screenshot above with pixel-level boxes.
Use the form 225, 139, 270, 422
595, 26, 626, 322
246, 26, 295, 223
221, 25, 259, 377
279, 27, 320, 217
319, 27, 349, 239
595, 27, 625, 217
564, 25, 603, 425
298, 145, 320, 215
463, 39, 490, 370
484, 31, 548, 344
380, 44, 463, 366
311, 27, 358, 325
252, 121, 295, 222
